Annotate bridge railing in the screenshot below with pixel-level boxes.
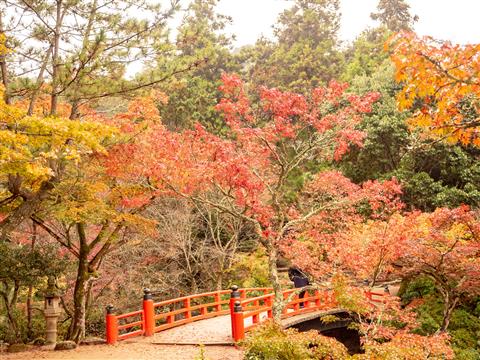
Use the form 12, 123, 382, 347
105, 286, 389, 344
231, 287, 389, 341
231, 288, 337, 341
151, 289, 231, 333
105, 287, 275, 344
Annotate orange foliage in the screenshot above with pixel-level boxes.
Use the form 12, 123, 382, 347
389, 32, 480, 146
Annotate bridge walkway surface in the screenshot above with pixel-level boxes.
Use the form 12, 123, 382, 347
151, 309, 340, 345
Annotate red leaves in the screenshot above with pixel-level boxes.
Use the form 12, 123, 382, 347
334, 128, 367, 161
361, 178, 404, 218
120, 195, 152, 209
307, 170, 360, 198
281, 174, 406, 280
105, 74, 380, 237
400, 206, 480, 297
215, 73, 253, 127
260, 87, 308, 118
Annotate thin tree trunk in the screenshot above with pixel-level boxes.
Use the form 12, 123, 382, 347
50, 0, 63, 115
67, 223, 90, 343
215, 272, 223, 291
1, 280, 21, 342
266, 240, 283, 322
0, 11, 11, 104
26, 222, 37, 340
69, 0, 98, 120
27, 48, 52, 116
440, 294, 458, 332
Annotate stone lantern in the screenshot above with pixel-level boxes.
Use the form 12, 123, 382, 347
44, 277, 62, 345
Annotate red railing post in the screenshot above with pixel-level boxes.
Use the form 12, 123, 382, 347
215, 291, 221, 312
230, 285, 240, 339
184, 298, 191, 320
143, 288, 155, 337
304, 290, 310, 309
314, 290, 321, 308
293, 294, 299, 311
105, 305, 118, 345
266, 294, 273, 319
232, 301, 245, 342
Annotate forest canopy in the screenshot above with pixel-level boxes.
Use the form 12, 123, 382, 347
0, 0, 479, 359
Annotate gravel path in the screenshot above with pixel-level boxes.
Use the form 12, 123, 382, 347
2, 342, 242, 360
2, 316, 242, 360
153, 315, 234, 344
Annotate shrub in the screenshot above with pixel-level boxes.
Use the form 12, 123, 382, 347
353, 333, 454, 360
242, 321, 349, 360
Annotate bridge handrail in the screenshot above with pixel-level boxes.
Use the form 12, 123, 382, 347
105, 286, 391, 344
239, 293, 272, 306
231, 288, 389, 341
152, 289, 231, 307
105, 287, 274, 344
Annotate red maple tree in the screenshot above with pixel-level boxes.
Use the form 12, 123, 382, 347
111, 73, 382, 319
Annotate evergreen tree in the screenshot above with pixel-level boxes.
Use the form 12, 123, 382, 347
241, 0, 344, 93
342, 27, 391, 80
342, 60, 480, 211
157, 0, 238, 132
1, 0, 182, 118
371, 0, 417, 32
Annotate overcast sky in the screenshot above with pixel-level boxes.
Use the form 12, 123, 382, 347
213, 0, 480, 46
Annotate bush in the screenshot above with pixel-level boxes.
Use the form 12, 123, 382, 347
241, 321, 349, 360
0, 307, 46, 344
454, 348, 480, 360
353, 333, 454, 360
400, 277, 480, 358
85, 306, 107, 338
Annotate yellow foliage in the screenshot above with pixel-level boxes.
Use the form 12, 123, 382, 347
0, 33, 11, 56
0, 91, 117, 190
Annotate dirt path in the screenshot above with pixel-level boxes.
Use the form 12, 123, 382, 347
2, 342, 242, 360
153, 315, 233, 344
2, 316, 242, 360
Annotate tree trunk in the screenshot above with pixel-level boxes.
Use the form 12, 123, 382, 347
1, 280, 21, 342
266, 240, 283, 322
26, 285, 33, 339
67, 223, 90, 343
0, 12, 11, 104
26, 222, 37, 340
50, 0, 63, 115
27, 48, 51, 116
440, 294, 458, 332
215, 272, 223, 291
0, 181, 54, 241
68, 0, 98, 121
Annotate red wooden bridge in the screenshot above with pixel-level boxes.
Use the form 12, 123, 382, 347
105, 286, 386, 345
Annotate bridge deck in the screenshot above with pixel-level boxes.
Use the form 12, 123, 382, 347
149, 308, 345, 345
152, 315, 234, 345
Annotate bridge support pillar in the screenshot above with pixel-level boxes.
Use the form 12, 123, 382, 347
105, 305, 118, 345
143, 288, 155, 337
232, 300, 245, 342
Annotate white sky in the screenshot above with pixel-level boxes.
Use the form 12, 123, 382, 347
213, 0, 480, 46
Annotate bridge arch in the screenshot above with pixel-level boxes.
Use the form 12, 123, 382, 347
283, 310, 361, 354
